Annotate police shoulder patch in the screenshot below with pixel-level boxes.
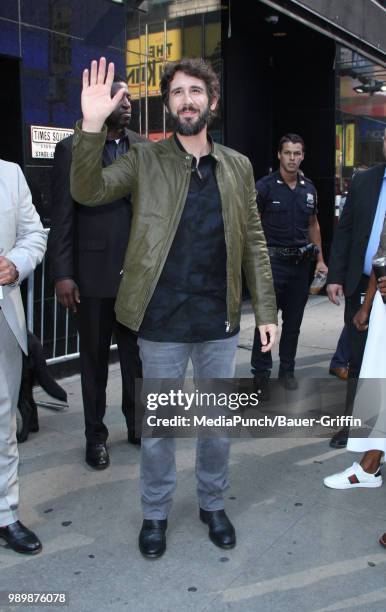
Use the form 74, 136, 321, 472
306, 192, 315, 204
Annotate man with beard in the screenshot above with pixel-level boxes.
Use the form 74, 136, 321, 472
251, 134, 328, 398
48, 75, 145, 470
70, 57, 277, 558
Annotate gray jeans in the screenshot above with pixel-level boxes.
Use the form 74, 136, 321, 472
138, 334, 239, 519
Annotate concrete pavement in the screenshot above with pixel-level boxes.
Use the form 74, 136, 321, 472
1, 296, 386, 612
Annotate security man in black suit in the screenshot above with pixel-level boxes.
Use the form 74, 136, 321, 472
48, 75, 145, 469
327, 129, 386, 460
252, 133, 328, 397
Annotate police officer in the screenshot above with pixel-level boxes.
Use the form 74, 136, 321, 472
252, 133, 328, 397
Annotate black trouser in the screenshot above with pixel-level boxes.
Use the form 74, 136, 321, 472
343, 275, 369, 418
251, 257, 310, 376
76, 297, 142, 444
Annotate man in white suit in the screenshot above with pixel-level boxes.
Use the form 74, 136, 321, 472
0, 159, 47, 554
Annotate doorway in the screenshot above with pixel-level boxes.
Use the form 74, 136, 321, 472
222, 0, 336, 254
0, 54, 23, 167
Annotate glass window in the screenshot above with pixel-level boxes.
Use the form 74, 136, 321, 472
21, 0, 127, 47
0, 0, 18, 21
126, 0, 222, 141
335, 45, 386, 214
0, 20, 20, 57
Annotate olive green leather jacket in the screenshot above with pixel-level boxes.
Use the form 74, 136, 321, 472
70, 123, 277, 332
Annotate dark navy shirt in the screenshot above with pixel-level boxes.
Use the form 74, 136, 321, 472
256, 170, 317, 247
139, 136, 239, 342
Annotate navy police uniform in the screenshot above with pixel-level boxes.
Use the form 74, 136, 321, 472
251, 170, 318, 376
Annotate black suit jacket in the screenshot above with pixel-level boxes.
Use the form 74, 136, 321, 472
48, 129, 145, 298
327, 163, 386, 297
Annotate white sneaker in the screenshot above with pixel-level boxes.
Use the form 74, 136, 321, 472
323, 462, 382, 489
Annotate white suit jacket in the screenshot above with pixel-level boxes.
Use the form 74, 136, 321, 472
0, 160, 47, 354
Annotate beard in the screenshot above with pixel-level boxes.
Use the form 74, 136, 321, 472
169, 104, 210, 136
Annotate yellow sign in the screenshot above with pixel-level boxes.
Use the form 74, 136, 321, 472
345, 123, 355, 167
126, 29, 182, 99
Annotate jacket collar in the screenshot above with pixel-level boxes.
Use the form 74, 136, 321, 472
167, 132, 219, 161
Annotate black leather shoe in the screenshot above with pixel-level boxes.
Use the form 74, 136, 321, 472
139, 519, 167, 558
253, 375, 270, 401
85, 443, 109, 470
200, 509, 236, 549
279, 372, 298, 390
0, 521, 42, 554
128, 431, 141, 446
329, 428, 349, 449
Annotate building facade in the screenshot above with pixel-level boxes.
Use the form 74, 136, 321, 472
1, 0, 385, 365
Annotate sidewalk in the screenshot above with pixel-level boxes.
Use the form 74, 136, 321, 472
2, 296, 386, 612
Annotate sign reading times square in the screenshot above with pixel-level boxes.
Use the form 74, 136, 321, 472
30, 125, 74, 159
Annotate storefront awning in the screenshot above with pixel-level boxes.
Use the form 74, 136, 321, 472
258, 0, 386, 66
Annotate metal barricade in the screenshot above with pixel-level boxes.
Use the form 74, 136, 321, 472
26, 238, 116, 365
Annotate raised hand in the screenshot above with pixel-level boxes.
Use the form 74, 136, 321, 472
81, 57, 126, 133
